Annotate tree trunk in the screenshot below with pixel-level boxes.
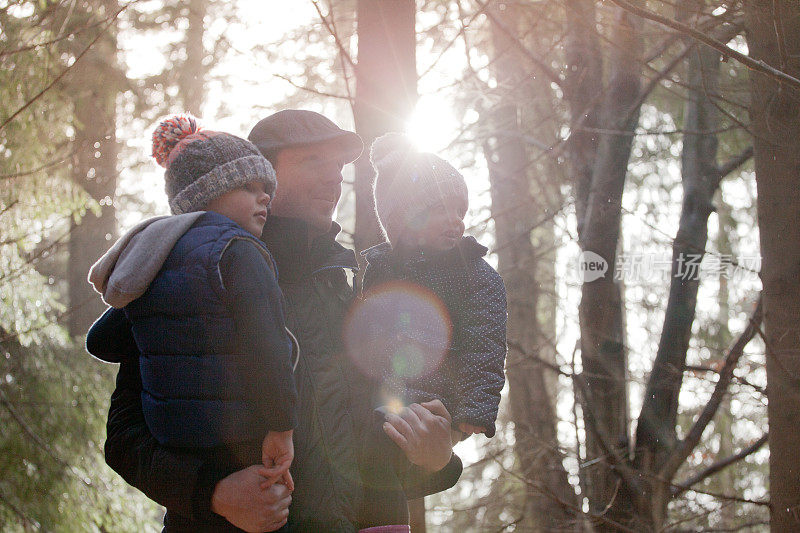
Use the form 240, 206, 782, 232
563, 0, 602, 240
634, 7, 722, 523
67, 1, 120, 336
178, 0, 208, 115
713, 191, 736, 527
485, 3, 577, 530
353, 0, 416, 254
744, 2, 800, 530
574, 8, 642, 528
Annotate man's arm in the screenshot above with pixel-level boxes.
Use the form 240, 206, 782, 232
104, 358, 213, 517
86, 307, 138, 363
96, 317, 291, 530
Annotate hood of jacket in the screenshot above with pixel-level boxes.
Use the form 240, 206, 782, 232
87, 212, 205, 308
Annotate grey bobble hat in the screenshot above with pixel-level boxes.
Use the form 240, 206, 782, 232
152, 114, 277, 215
248, 109, 363, 163
370, 132, 469, 244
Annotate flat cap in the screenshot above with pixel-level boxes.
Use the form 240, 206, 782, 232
248, 109, 363, 163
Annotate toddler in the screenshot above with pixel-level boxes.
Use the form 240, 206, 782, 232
353, 133, 507, 528
87, 115, 297, 522
363, 132, 507, 440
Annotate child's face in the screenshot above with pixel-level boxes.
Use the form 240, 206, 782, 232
400, 195, 468, 252
205, 181, 270, 236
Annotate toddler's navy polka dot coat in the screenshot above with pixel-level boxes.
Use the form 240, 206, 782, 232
361, 236, 508, 437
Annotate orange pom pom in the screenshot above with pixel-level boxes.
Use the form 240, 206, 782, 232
151, 114, 200, 167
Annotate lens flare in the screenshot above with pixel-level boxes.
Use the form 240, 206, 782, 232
344, 280, 452, 384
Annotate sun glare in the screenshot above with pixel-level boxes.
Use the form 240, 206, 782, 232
405, 97, 458, 153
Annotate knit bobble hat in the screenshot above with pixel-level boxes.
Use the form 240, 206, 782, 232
371, 132, 469, 244
152, 114, 278, 215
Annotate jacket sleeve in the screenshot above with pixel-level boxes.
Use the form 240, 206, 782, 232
86, 307, 139, 363
105, 357, 234, 520
401, 453, 463, 500
452, 260, 508, 437
219, 239, 298, 432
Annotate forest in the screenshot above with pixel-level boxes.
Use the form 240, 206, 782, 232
1, 0, 799, 531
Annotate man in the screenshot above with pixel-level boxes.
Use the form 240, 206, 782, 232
97, 110, 461, 532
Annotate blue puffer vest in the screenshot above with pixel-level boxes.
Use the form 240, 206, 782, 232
124, 211, 276, 448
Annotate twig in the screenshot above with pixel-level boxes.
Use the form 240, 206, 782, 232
0, 144, 84, 180
272, 73, 352, 101
309, 0, 355, 113
605, 0, 800, 90
673, 433, 768, 495
713, 146, 754, 187
475, 0, 564, 90
0, 487, 39, 530
0, 4, 123, 57
658, 298, 763, 483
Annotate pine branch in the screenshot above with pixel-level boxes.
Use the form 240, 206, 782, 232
0, 1, 138, 131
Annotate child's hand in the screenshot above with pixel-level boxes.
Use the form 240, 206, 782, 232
258, 430, 294, 492
458, 422, 485, 435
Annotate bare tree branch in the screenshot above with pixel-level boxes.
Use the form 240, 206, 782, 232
673, 433, 768, 495
714, 145, 754, 186
475, 0, 564, 90
605, 0, 800, 90
659, 297, 763, 483
272, 73, 352, 101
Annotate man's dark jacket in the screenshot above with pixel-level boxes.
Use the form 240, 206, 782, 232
92, 216, 462, 532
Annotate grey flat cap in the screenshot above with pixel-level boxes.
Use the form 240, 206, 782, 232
248, 110, 363, 163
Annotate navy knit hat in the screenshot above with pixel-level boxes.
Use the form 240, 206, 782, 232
370, 133, 469, 244
152, 114, 277, 215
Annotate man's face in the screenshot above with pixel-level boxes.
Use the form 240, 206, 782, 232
270, 142, 346, 236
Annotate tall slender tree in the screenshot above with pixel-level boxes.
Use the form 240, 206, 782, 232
66, 0, 123, 336
744, 2, 800, 530
484, 2, 577, 528
353, 0, 417, 254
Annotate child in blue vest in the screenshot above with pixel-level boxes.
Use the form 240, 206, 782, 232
352, 133, 507, 526
88, 115, 297, 525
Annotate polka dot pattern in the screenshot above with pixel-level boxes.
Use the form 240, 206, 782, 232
361, 236, 508, 437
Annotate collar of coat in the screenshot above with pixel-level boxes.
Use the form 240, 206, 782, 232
361, 235, 488, 271
260, 216, 358, 283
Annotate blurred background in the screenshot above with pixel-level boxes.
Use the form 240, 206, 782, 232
3, 0, 798, 531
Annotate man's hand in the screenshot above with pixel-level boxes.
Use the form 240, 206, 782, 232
211, 465, 291, 533
382, 399, 454, 472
